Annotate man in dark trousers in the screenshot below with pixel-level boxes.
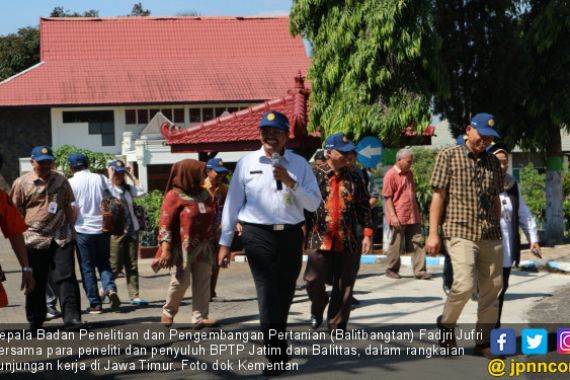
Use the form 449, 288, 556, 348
217, 111, 321, 376
11, 146, 83, 331
304, 133, 373, 332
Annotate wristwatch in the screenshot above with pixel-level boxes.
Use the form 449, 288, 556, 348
22, 266, 33, 273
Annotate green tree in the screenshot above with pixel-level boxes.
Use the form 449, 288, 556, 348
0, 27, 39, 82
130, 3, 151, 16
50, 6, 99, 17
53, 145, 114, 178
516, 0, 570, 244
290, 0, 445, 143
432, 0, 528, 136
519, 164, 546, 228
432, 0, 570, 243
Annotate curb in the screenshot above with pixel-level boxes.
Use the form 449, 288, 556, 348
234, 254, 446, 267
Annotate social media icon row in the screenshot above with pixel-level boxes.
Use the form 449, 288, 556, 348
491, 328, 570, 355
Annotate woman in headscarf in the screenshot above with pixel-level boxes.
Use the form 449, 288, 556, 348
488, 143, 542, 327
157, 159, 217, 329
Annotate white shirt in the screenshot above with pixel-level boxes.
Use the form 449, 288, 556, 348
69, 169, 106, 234
219, 147, 322, 247
499, 188, 539, 267
108, 180, 147, 232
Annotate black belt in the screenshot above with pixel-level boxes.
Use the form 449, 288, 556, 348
241, 221, 304, 232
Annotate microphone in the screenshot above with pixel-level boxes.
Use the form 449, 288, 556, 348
271, 152, 283, 190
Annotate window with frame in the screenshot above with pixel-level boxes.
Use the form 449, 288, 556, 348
62, 110, 115, 146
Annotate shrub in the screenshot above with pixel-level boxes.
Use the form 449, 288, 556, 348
53, 145, 114, 178
134, 190, 163, 246
410, 147, 439, 227
519, 164, 545, 228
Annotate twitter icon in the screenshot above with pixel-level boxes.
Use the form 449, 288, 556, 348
522, 329, 548, 355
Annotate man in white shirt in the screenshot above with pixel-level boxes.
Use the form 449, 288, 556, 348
68, 153, 120, 314
217, 111, 321, 376
488, 143, 541, 327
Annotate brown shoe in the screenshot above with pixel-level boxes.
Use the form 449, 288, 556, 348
415, 271, 432, 280
436, 315, 457, 349
474, 344, 505, 359
161, 311, 174, 328
385, 270, 401, 279
194, 318, 217, 330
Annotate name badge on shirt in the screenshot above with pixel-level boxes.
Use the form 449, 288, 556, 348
198, 202, 207, 214
48, 201, 58, 214
283, 192, 294, 207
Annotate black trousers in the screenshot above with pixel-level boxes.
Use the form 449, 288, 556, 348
304, 249, 357, 330
241, 223, 303, 363
27, 241, 82, 326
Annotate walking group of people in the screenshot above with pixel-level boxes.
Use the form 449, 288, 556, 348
0, 110, 542, 375
0, 147, 148, 331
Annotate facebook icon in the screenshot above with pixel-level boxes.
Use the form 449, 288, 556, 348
491, 329, 517, 355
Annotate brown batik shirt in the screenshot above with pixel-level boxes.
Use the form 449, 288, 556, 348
430, 144, 503, 241
10, 170, 75, 249
305, 163, 373, 254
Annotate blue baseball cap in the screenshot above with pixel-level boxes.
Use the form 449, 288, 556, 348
324, 133, 356, 153
109, 160, 127, 172
456, 134, 466, 145
31, 146, 55, 161
68, 153, 88, 167
470, 113, 500, 138
259, 111, 289, 131
206, 158, 229, 173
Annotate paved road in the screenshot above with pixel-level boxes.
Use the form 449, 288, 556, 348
1, 239, 569, 379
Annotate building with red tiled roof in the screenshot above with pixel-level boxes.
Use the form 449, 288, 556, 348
0, 16, 310, 185
162, 74, 321, 158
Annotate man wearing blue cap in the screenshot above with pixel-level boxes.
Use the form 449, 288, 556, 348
68, 153, 120, 314
218, 110, 321, 375
304, 133, 373, 331
10, 146, 83, 331
204, 158, 229, 301
426, 113, 503, 358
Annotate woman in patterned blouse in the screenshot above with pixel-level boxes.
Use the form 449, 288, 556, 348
156, 159, 217, 329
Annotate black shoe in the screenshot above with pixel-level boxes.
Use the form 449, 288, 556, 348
64, 318, 84, 331
310, 314, 323, 329
29, 322, 43, 337
46, 306, 61, 320
474, 344, 505, 359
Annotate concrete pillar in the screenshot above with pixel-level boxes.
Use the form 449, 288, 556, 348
135, 140, 148, 191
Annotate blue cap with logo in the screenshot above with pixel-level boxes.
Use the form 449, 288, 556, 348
109, 160, 127, 172
31, 146, 55, 161
68, 153, 89, 167
206, 158, 229, 173
324, 133, 356, 153
259, 111, 289, 131
470, 113, 500, 138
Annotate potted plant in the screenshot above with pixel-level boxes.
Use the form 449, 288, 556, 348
134, 190, 163, 258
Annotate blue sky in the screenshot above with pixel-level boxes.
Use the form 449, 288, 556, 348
1, 0, 293, 35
